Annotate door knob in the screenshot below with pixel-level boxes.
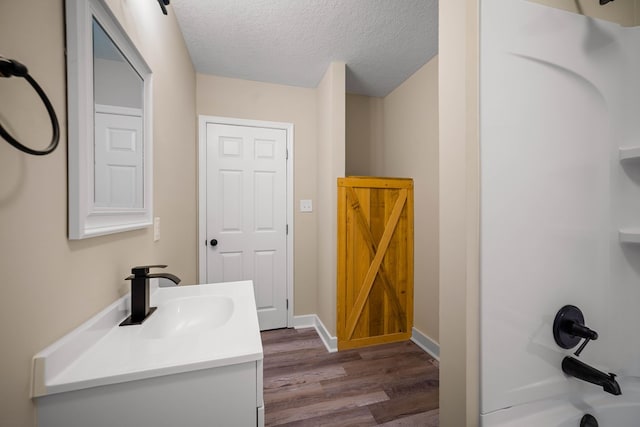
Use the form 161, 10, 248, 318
209, 239, 218, 247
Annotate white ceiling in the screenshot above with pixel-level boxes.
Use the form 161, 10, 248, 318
172, 0, 438, 97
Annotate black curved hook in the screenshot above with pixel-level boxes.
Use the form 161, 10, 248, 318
0, 57, 60, 156
157, 0, 170, 15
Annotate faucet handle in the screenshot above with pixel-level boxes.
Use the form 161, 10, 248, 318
574, 335, 593, 357
131, 264, 168, 276
553, 305, 598, 351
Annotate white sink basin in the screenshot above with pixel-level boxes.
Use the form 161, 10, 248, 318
140, 295, 234, 339
32, 281, 262, 397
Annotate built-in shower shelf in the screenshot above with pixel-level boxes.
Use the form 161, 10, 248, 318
619, 229, 640, 243
619, 149, 640, 243
619, 147, 640, 162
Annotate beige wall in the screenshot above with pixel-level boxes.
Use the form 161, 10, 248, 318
382, 57, 439, 344
344, 57, 440, 344
438, 0, 480, 426
316, 62, 346, 335
529, 0, 638, 26
345, 94, 384, 176
196, 74, 319, 315
0, 1, 196, 426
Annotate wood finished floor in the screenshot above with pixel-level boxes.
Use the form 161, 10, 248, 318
261, 328, 439, 426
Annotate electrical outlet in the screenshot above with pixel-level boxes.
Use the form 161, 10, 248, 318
154, 217, 160, 241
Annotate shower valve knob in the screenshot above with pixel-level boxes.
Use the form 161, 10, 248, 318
553, 305, 598, 352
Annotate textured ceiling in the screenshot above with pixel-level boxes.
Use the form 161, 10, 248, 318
172, 0, 438, 97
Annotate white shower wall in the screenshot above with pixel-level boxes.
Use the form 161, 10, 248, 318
480, 0, 640, 416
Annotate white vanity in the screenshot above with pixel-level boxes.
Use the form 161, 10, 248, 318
32, 281, 264, 427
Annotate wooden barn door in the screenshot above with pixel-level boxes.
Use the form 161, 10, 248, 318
337, 177, 414, 350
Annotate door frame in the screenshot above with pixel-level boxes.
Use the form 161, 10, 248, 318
197, 115, 294, 328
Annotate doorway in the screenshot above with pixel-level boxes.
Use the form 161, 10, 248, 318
198, 116, 294, 330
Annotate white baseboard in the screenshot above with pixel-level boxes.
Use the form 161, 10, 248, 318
411, 327, 440, 361
314, 316, 338, 353
292, 314, 338, 353
291, 314, 315, 329
292, 316, 438, 359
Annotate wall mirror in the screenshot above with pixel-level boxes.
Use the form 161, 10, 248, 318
67, 0, 153, 239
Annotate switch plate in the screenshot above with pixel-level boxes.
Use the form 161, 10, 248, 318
300, 199, 313, 213
154, 217, 160, 241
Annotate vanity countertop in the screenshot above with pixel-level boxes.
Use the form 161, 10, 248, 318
32, 281, 263, 397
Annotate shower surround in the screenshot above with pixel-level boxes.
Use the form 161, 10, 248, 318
480, 0, 640, 423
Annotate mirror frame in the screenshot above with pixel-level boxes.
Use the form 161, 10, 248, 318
66, 0, 153, 239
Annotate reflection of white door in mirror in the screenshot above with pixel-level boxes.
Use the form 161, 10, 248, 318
94, 105, 143, 209
66, 0, 152, 239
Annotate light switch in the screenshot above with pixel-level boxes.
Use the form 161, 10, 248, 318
154, 217, 160, 241
300, 199, 313, 213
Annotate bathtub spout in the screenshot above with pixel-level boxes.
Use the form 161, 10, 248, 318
562, 356, 621, 396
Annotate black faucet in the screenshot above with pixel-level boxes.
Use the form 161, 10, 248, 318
562, 356, 621, 396
553, 305, 622, 396
119, 264, 181, 326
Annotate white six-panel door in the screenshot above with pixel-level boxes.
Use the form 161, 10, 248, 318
94, 105, 144, 209
205, 122, 288, 330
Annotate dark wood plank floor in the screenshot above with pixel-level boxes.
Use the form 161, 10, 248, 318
261, 328, 439, 426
